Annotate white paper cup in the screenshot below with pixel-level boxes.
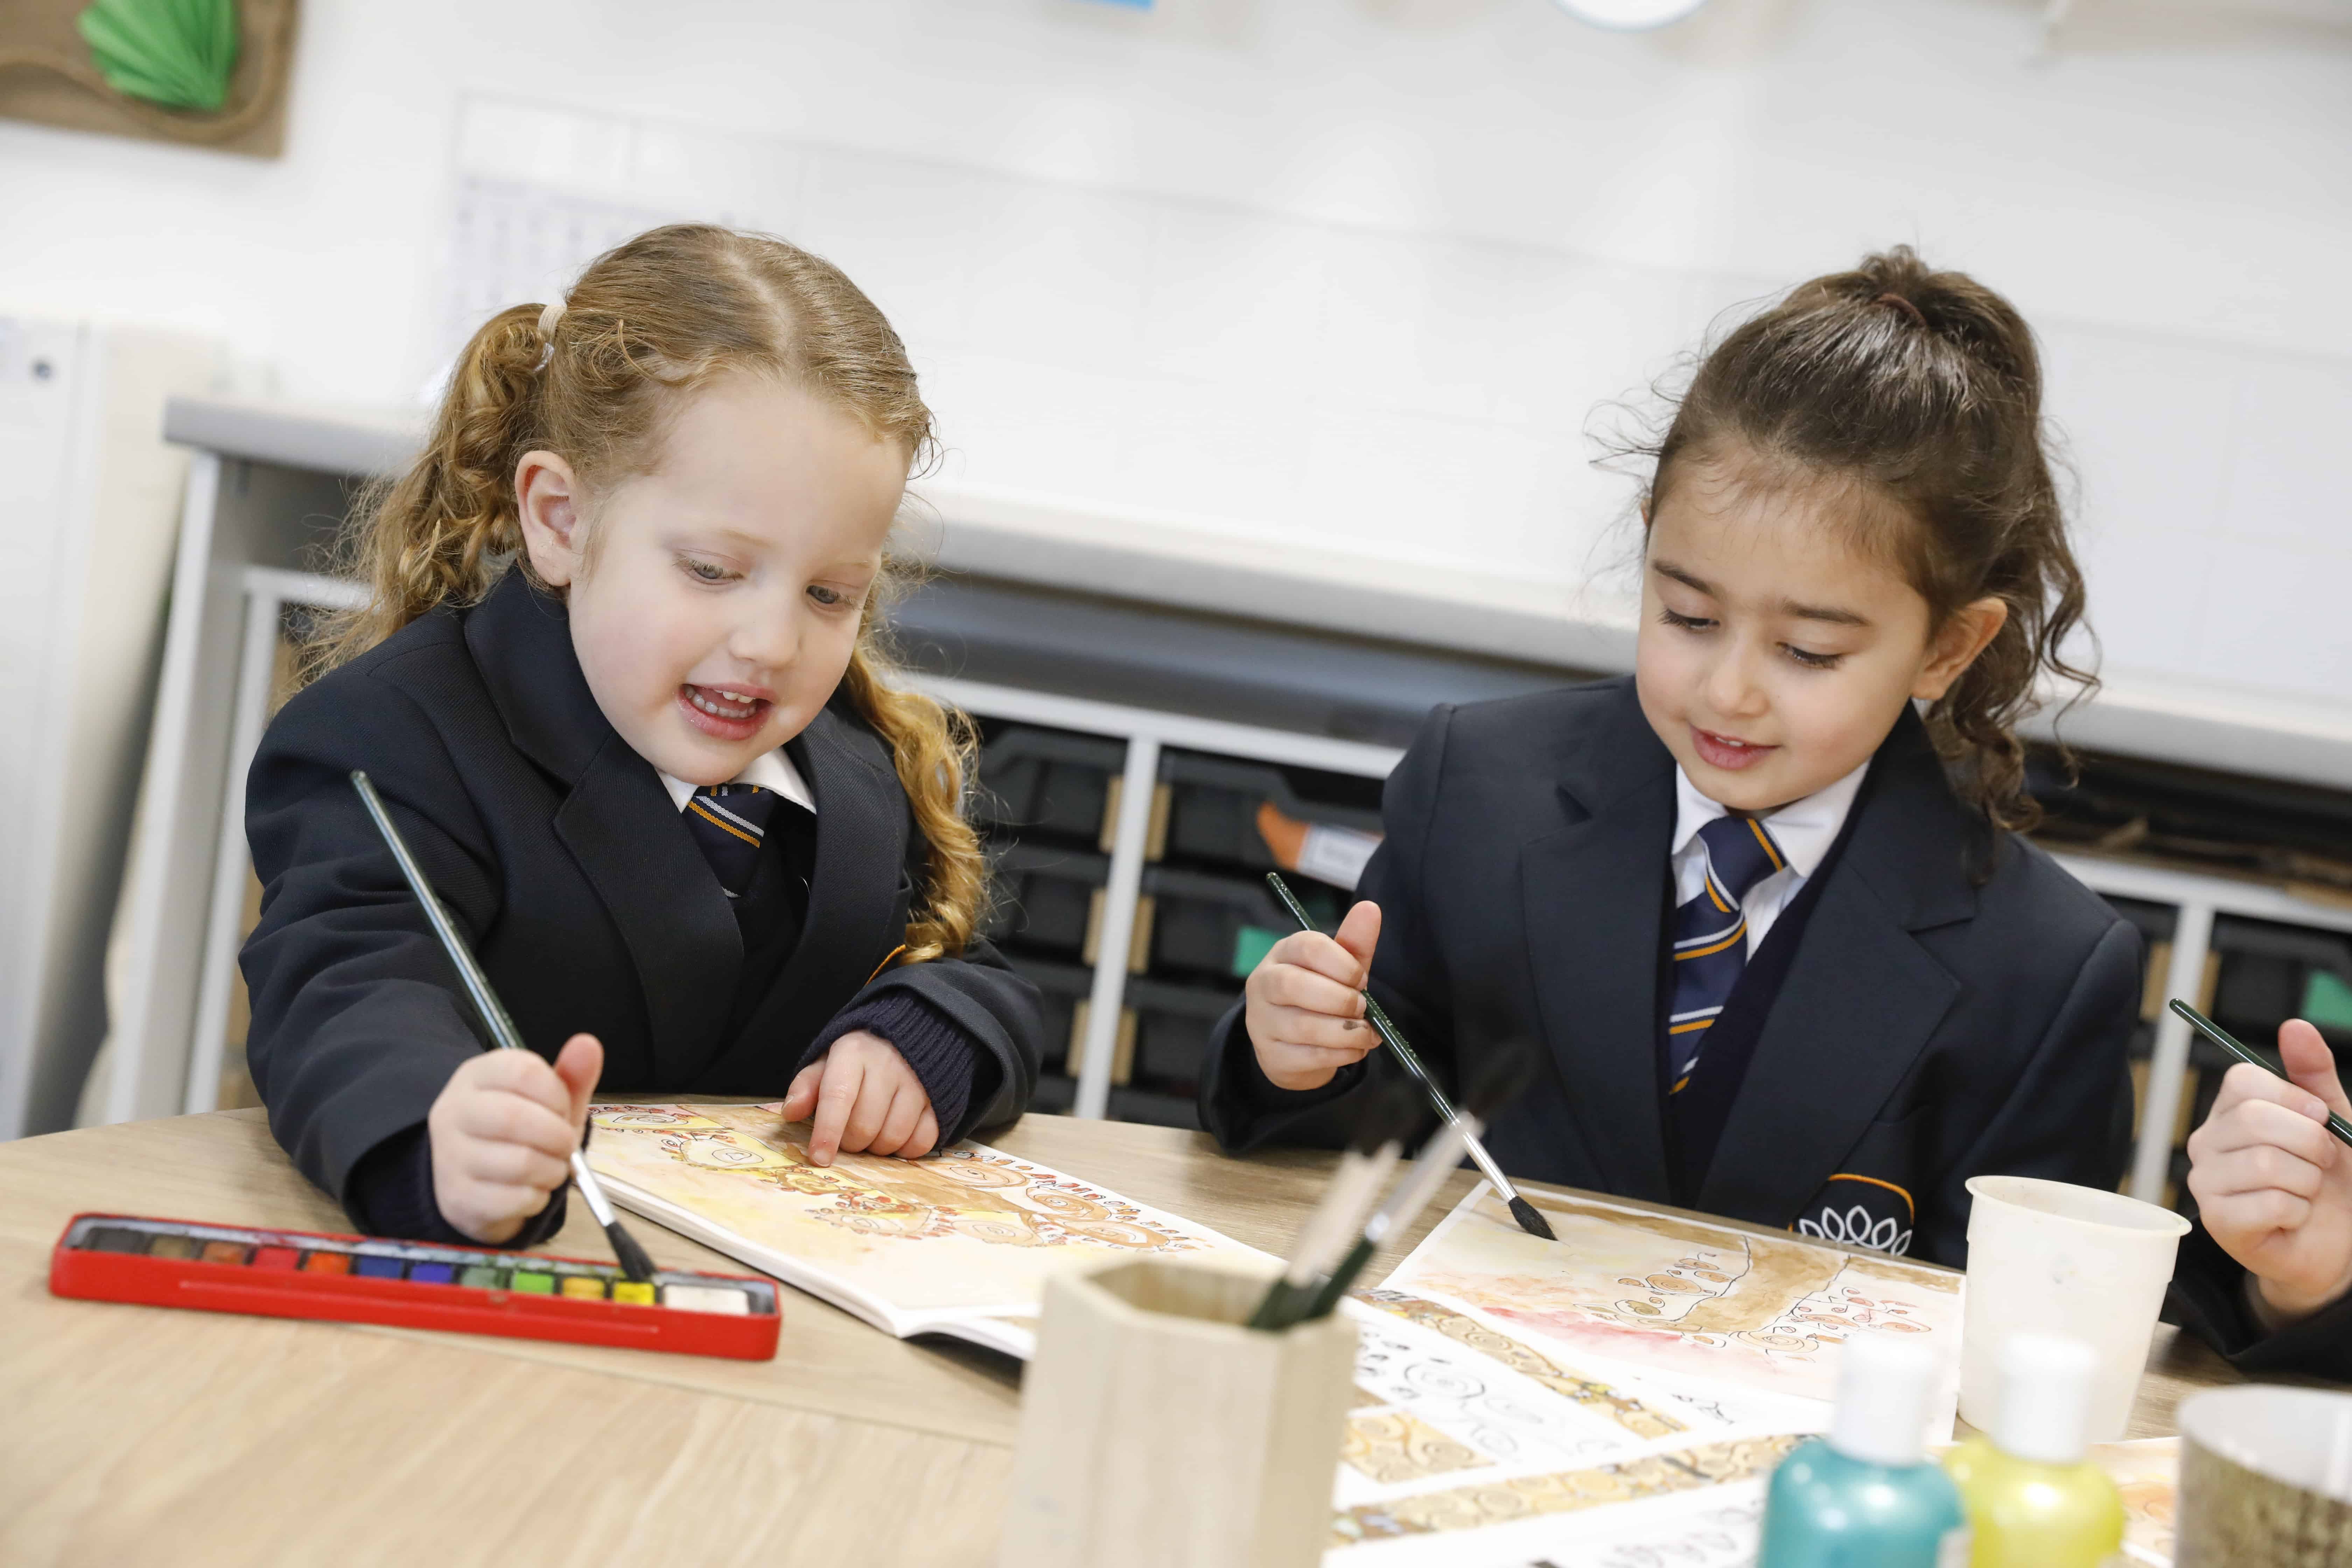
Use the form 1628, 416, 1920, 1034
1960, 1175, 2190, 1443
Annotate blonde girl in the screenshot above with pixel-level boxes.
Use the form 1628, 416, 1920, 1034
241, 225, 1040, 1247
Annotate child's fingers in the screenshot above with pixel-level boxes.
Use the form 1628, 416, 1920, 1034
906, 1106, 940, 1160
453, 1138, 573, 1195
461, 1048, 575, 1116
1260, 1002, 1380, 1053
869, 1081, 929, 1157
551, 1034, 603, 1132
2277, 1020, 2352, 1119
1256, 961, 1367, 1021
836, 1069, 896, 1154
1265, 1041, 1380, 1078
2202, 1060, 2324, 1126
2191, 1139, 2328, 1203
1334, 901, 1382, 979
2200, 1186, 2314, 1241
807, 1053, 867, 1166
1269, 931, 1369, 989
453, 1180, 558, 1235
449, 1083, 579, 1161
2190, 1093, 2338, 1170
780, 1060, 824, 1125
2194, 1066, 2339, 1167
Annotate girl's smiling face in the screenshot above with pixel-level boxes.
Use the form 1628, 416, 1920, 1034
515, 373, 909, 785
1634, 446, 2008, 814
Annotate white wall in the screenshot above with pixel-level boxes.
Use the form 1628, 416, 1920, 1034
4, 0, 2349, 740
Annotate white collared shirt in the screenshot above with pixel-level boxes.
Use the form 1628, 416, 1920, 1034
657, 748, 817, 816
1669, 761, 1868, 957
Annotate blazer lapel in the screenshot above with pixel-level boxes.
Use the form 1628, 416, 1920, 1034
1517, 693, 1679, 1203
555, 734, 743, 1082
694, 705, 909, 1091
1694, 709, 1976, 1223
465, 571, 741, 1082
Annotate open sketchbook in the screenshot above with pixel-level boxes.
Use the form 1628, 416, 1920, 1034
1318, 1183, 1968, 1565
583, 1102, 1267, 1358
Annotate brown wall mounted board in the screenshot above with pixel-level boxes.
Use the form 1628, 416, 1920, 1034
0, 0, 297, 158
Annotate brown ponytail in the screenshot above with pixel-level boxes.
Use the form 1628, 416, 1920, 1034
313, 224, 988, 960
1641, 245, 2095, 832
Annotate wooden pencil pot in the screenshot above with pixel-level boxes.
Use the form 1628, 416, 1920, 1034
997, 1257, 1358, 1568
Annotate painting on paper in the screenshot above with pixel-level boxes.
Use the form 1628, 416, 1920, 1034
586, 1102, 1264, 1324
1383, 1186, 1962, 1409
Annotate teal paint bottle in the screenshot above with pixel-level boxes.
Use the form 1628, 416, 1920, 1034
1758, 1331, 1969, 1568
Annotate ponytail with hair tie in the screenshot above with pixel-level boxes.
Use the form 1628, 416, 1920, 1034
309, 225, 986, 960
1636, 244, 2095, 837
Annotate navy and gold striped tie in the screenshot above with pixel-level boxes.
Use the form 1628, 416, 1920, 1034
684, 783, 781, 899
1663, 813, 1786, 1094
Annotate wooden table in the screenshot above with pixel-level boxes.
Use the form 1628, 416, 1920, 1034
0, 1109, 2243, 1566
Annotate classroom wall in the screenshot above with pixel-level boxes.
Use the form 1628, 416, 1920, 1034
2, 0, 2348, 735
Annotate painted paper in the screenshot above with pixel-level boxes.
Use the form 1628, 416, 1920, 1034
584, 1102, 1264, 1348
1384, 1186, 1963, 1414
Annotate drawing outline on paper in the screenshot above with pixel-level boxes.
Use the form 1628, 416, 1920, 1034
594, 1102, 1207, 1254
1386, 1188, 1961, 1406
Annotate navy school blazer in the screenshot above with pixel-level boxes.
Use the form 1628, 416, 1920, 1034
1200, 677, 2140, 1267
240, 569, 1043, 1216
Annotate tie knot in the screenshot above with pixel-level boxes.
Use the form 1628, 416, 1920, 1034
685, 784, 784, 898
692, 782, 781, 833
1695, 813, 1785, 906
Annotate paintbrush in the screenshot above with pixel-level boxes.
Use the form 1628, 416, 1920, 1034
2169, 999, 2352, 1148
1247, 1080, 1421, 1331
1264, 873, 1557, 1241
1291, 1116, 1478, 1325
350, 770, 658, 1284
1293, 1047, 1541, 1322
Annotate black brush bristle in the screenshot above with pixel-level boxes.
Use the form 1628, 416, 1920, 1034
1507, 1195, 1557, 1241
606, 1218, 657, 1284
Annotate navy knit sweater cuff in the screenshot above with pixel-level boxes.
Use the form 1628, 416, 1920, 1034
808, 990, 983, 1138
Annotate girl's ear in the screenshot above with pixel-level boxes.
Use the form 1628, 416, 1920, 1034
516, 450, 584, 587
1913, 595, 2010, 701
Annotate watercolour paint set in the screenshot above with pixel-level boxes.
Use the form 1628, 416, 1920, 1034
47, 1213, 782, 1360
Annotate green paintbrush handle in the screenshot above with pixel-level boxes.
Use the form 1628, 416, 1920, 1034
1264, 874, 1456, 1116
2169, 999, 2352, 1147
1297, 1235, 1374, 1323
1247, 1277, 1306, 1332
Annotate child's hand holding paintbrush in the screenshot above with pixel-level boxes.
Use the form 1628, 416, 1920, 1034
1255, 875, 1556, 1241
1243, 896, 1387, 1093
2174, 1002, 2352, 1325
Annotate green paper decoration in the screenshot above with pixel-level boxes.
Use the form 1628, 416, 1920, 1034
78, 0, 240, 114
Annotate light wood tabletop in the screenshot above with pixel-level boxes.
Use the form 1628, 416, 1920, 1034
0, 1107, 2244, 1567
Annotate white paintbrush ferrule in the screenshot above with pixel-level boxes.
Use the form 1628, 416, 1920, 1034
570, 1152, 618, 1228
1458, 1128, 1520, 1203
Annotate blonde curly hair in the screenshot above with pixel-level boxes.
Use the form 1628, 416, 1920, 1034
312, 223, 985, 962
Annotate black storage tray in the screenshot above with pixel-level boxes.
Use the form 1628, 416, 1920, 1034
975, 727, 1126, 845
1157, 752, 1382, 874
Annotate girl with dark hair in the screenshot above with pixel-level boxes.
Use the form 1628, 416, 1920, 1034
1202, 246, 2138, 1267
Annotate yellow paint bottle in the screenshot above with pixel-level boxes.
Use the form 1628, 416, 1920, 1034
1944, 1334, 2125, 1568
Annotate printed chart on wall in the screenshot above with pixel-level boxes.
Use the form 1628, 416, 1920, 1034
1319, 1182, 1965, 1566
584, 1103, 1267, 1357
